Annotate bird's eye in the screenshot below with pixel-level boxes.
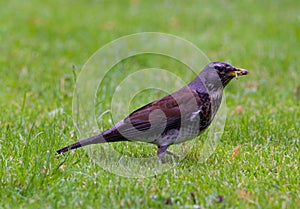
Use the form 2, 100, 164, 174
225, 67, 231, 72
215, 65, 222, 71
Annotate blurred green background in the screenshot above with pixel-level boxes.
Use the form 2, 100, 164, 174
0, 0, 299, 208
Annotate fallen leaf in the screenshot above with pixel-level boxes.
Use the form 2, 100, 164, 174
238, 189, 249, 199
232, 145, 241, 159
42, 166, 47, 174
234, 105, 244, 114
120, 199, 124, 208
168, 17, 179, 28
59, 164, 67, 170
103, 21, 117, 30
126, 199, 131, 207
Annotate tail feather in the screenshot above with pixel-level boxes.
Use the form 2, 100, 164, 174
56, 141, 82, 154
56, 133, 106, 154
56, 127, 128, 154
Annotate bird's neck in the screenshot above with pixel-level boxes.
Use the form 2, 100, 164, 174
188, 75, 224, 94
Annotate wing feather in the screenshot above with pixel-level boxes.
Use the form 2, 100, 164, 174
112, 87, 209, 139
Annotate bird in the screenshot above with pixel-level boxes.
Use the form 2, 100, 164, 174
57, 62, 248, 163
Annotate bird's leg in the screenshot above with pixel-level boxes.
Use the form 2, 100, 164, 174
157, 145, 168, 164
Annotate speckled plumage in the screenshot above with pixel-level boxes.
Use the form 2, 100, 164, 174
57, 62, 248, 162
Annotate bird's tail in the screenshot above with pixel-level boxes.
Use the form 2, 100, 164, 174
56, 127, 128, 154
56, 133, 106, 154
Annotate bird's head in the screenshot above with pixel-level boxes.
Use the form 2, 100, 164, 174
189, 61, 249, 92
206, 62, 248, 87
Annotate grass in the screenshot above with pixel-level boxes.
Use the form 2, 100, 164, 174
0, 0, 299, 208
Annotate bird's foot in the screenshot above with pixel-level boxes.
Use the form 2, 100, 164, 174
157, 146, 180, 164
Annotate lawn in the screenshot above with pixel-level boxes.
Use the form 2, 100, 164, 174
0, 0, 299, 208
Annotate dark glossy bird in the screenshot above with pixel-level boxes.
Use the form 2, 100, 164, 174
57, 62, 248, 162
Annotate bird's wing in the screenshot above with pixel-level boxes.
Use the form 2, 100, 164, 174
113, 87, 210, 139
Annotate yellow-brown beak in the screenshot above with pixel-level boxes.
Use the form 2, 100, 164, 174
230, 68, 249, 77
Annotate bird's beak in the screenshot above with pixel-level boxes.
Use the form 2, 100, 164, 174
231, 68, 249, 77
